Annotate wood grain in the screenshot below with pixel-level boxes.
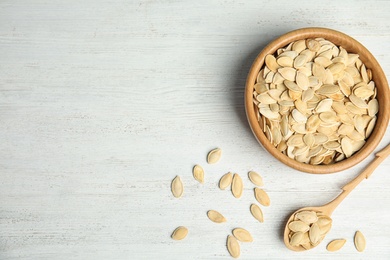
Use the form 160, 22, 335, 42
1, 0, 390, 259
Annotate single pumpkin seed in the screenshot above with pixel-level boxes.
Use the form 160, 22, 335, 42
227, 235, 240, 258
277, 56, 293, 67
232, 173, 243, 198
368, 99, 378, 117
309, 223, 321, 244
265, 54, 279, 72
279, 67, 297, 81
171, 226, 188, 240
290, 232, 304, 247
354, 230, 366, 252
288, 221, 310, 232
232, 228, 253, 242
327, 239, 346, 252
219, 172, 233, 190
349, 94, 368, 108
171, 176, 183, 198
250, 204, 264, 223
248, 171, 263, 186
207, 210, 227, 223
296, 211, 318, 224
254, 188, 270, 206
192, 165, 204, 184
207, 148, 221, 164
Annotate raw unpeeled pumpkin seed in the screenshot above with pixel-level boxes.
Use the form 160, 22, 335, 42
192, 165, 204, 183
250, 204, 264, 223
309, 223, 320, 245
232, 174, 243, 198
219, 172, 233, 190
171, 226, 188, 240
207, 148, 222, 164
248, 171, 263, 186
232, 228, 253, 242
227, 235, 240, 258
327, 239, 346, 252
288, 221, 310, 232
354, 230, 366, 252
207, 210, 227, 223
171, 176, 183, 198
290, 232, 304, 247
254, 188, 270, 206
295, 211, 317, 224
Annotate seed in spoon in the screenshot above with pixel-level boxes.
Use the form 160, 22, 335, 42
288, 221, 310, 232
232, 228, 253, 242
295, 211, 318, 224
309, 223, 321, 245
290, 232, 304, 247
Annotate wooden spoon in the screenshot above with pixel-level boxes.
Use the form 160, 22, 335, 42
283, 143, 390, 251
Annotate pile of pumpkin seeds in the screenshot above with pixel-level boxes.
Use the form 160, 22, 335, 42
253, 38, 378, 165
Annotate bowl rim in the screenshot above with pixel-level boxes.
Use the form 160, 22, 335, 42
245, 27, 390, 174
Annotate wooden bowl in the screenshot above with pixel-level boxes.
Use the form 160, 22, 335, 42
245, 28, 390, 174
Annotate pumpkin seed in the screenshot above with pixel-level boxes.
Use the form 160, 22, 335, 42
288, 221, 310, 232
296, 211, 317, 224
290, 232, 304, 247
248, 171, 263, 186
265, 54, 279, 72
354, 230, 366, 252
232, 173, 243, 198
192, 165, 204, 184
207, 210, 227, 223
227, 235, 240, 258
327, 239, 346, 252
279, 67, 297, 81
309, 223, 321, 244
219, 172, 233, 190
232, 228, 253, 242
207, 148, 221, 164
254, 188, 270, 206
250, 204, 264, 223
171, 226, 188, 240
171, 176, 183, 198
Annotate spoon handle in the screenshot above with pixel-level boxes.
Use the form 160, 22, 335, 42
324, 143, 390, 215
342, 143, 390, 191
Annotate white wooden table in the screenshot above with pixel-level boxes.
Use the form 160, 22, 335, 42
1, 0, 390, 259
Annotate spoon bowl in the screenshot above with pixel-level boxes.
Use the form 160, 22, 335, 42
283, 206, 332, 251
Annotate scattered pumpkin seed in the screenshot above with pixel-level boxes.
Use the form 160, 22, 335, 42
171, 176, 183, 198
171, 226, 188, 240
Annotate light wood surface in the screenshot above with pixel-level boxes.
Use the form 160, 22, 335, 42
245, 27, 390, 174
1, 1, 390, 259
